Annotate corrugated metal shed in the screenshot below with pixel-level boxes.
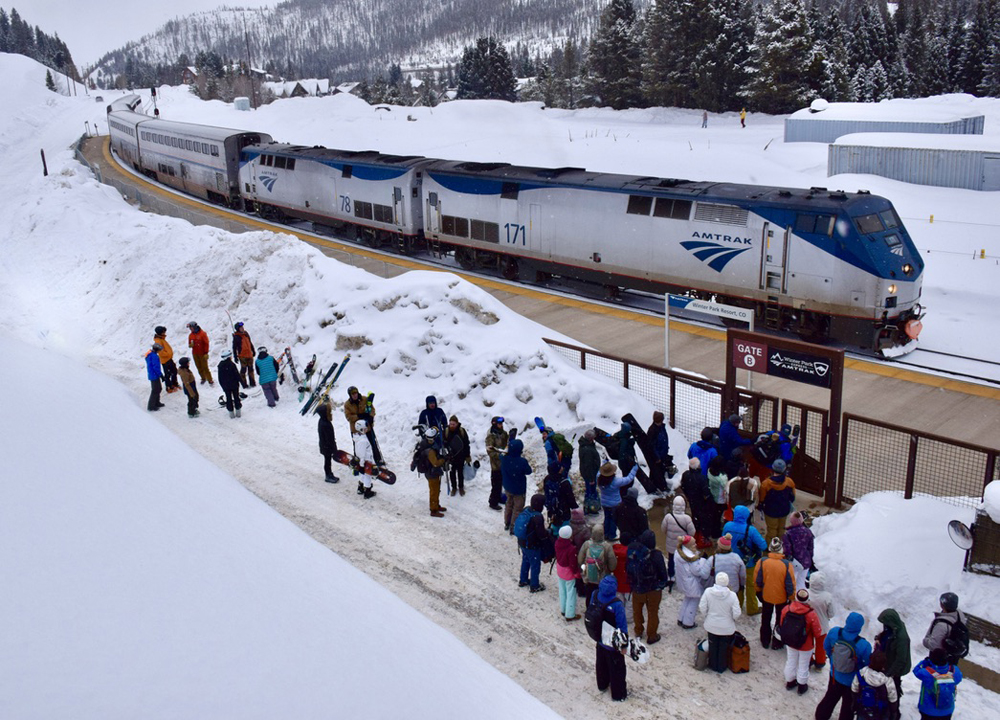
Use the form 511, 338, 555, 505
829, 133, 1000, 191
785, 100, 984, 143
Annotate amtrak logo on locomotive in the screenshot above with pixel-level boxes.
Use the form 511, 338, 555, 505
680, 237, 753, 273
260, 174, 278, 192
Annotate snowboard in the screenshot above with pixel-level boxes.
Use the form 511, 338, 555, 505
622, 412, 670, 493
593, 426, 654, 493
601, 622, 650, 664
332, 450, 396, 485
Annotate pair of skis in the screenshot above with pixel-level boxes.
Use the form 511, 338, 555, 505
300, 355, 351, 416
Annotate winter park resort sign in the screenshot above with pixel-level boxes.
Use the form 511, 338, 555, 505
732, 338, 834, 389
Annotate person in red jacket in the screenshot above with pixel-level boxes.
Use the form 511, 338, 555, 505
779, 588, 822, 694
186, 321, 213, 385
612, 532, 632, 596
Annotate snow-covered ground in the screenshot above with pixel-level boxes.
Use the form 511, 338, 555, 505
1, 52, 998, 717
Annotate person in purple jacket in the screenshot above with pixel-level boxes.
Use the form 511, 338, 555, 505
782, 511, 814, 592
591, 575, 629, 701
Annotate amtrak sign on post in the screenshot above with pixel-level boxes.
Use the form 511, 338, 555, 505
665, 295, 754, 373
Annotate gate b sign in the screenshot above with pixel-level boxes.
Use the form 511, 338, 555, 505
733, 339, 767, 372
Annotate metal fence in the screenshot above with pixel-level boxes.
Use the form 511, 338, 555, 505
837, 413, 998, 509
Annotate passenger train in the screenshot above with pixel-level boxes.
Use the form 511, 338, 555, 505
108, 96, 924, 353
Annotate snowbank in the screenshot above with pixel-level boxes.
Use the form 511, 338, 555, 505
984, 481, 1000, 523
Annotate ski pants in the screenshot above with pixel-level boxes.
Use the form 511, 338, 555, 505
504, 493, 525, 532
162, 359, 178, 390
602, 504, 619, 541
489, 468, 503, 507
448, 460, 465, 493
183, 387, 199, 416
595, 644, 627, 701
147, 378, 162, 411
679, 596, 699, 627
261, 380, 279, 407
813, 632, 827, 666
814, 679, 854, 720
193, 354, 213, 384
784, 646, 812, 686
764, 514, 787, 544
708, 632, 733, 673
519, 547, 541, 589
238, 356, 256, 387
558, 577, 578, 619
760, 600, 787, 647
223, 388, 242, 412
632, 590, 662, 639
425, 474, 443, 512
738, 579, 760, 615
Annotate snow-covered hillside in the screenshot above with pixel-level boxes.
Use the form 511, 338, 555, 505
1, 53, 998, 718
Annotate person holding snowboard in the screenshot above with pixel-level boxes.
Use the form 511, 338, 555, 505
145, 342, 164, 412
315, 400, 339, 483
231, 321, 256, 388
217, 350, 243, 418
443, 415, 470, 496
177, 356, 199, 418
186, 321, 213, 385
153, 326, 178, 394
485, 416, 508, 511
352, 419, 377, 499
255, 346, 280, 408
590, 575, 629, 702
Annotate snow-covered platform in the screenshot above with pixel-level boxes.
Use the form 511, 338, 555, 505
785, 98, 984, 143
829, 132, 1000, 191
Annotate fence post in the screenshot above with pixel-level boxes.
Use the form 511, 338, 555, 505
580, 350, 586, 371
904, 434, 919, 499
985, 452, 997, 499
623, 361, 629, 389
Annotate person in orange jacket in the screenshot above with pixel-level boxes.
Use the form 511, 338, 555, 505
231, 321, 256, 388
186, 321, 213, 385
754, 536, 796, 650
779, 588, 823, 694
154, 325, 179, 393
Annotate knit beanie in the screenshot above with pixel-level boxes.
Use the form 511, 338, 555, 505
717, 534, 732, 552
559, 525, 573, 539
716, 572, 729, 587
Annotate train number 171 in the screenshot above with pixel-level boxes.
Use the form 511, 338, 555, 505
505, 223, 526, 245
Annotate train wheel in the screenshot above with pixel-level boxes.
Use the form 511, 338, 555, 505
501, 257, 519, 281
456, 248, 475, 270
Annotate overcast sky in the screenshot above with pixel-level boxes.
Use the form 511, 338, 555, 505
8, 0, 273, 67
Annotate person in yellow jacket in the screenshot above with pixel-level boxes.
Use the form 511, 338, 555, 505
740, 108, 747, 128
154, 325, 179, 393
754, 537, 796, 651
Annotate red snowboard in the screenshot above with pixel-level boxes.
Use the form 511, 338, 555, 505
333, 450, 396, 484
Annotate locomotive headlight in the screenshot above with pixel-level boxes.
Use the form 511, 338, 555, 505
888, 283, 897, 295
903, 263, 913, 276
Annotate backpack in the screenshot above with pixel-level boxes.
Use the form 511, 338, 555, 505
584, 598, 615, 642
626, 543, 659, 592
584, 542, 606, 584
512, 508, 540, 545
552, 432, 574, 462
830, 634, 859, 675
736, 516, 763, 567
932, 616, 970, 663
778, 609, 810, 649
412, 443, 433, 474
924, 667, 957, 711
855, 672, 890, 718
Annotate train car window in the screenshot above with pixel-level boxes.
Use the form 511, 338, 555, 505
653, 198, 692, 220
286, 159, 295, 171
795, 214, 816, 234
343, 165, 353, 179
374, 204, 393, 223
485, 222, 500, 243
883, 233, 902, 249
355, 201, 373, 220
879, 209, 901, 229
274, 156, 287, 169
185, 140, 193, 151
818, 214, 835, 235
171, 138, 178, 148
501, 182, 519, 200
442, 215, 455, 235
454, 217, 469, 237
245, 183, 251, 192
200, 143, 207, 154
853, 213, 884, 234
211, 145, 220, 157
627, 195, 653, 215
670, 200, 692, 220
471, 220, 485, 241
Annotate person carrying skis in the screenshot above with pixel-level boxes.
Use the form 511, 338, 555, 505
345, 386, 384, 466
231, 321, 256, 388
578, 429, 602, 515
315, 400, 338, 483
485, 416, 508, 511
443, 415, 470, 497
186, 321, 213, 385
177, 356, 199, 418
255, 346, 280, 408
217, 350, 243, 418
145, 342, 164, 412
352, 419, 377, 499
153, 326, 179, 394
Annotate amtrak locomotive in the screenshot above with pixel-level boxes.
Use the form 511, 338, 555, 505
108, 97, 924, 353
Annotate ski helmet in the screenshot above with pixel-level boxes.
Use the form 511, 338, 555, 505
235, 322, 244, 329
491, 416, 504, 425
355, 419, 368, 433
423, 426, 438, 439
178, 356, 190, 367
221, 350, 232, 360
258, 346, 268, 354
187, 321, 197, 329
348, 386, 359, 395
940, 592, 959, 612
154, 325, 166, 335
152, 343, 163, 351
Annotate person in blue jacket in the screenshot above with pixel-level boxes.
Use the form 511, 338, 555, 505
719, 414, 753, 462
688, 427, 719, 470
914, 647, 962, 719
145, 342, 164, 411
254, 346, 280, 408
815, 611, 872, 720
501, 438, 532, 533
722, 504, 767, 614
598, 462, 639, 542
592, 575, 629, 701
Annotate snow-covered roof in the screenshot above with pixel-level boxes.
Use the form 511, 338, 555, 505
834, 132, 1000, 152
790, 98, 982, 124
335, 82, 360, 94
262, 79, 329, 97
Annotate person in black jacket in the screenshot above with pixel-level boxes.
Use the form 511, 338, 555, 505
617, 486, 649, 541
316, 400, 339, 483
217, 351, 243, 418
681, 457, 714, 541
443, 415, 470, 496
627, 529, 669, 643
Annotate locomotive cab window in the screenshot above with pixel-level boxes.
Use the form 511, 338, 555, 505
627, 195, 653, 215
879, 208, 901, 229
853, 213, 884, 235
795, 213, 835, 236
274, 156, 287, 170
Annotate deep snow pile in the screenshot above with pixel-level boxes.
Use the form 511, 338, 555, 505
2, 53, 999, 719
983, 481, 1000, 523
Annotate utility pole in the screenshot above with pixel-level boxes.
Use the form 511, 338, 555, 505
244, 13, 257, 109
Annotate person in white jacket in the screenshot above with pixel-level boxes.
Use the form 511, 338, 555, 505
660, 495, 695, 592
675, 535, 712, 629
699, 572, 742, 672
807, 571, 834, 670
850, 650, 898, 717
353, 419, 377, 499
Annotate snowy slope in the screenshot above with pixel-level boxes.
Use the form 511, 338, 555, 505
1, 52, 999, 719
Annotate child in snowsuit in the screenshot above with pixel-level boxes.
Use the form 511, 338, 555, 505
851, 650, 899, 719
352, 419, 377, 499
555, 525, 582, 621
675, 535, 711, 629
177, 357, 199, 417
782, 510, 814, 591
913, 648, 962, 720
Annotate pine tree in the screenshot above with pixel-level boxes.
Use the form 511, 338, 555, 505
960, 0, 998, 94
690, 0, 756, 112
45, 68, 55, 92
816, 8, 854, 101
745, 0, 814, 112
900, 3, 931, 97
457, 37, 516, 101
588, 0, 643, 109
